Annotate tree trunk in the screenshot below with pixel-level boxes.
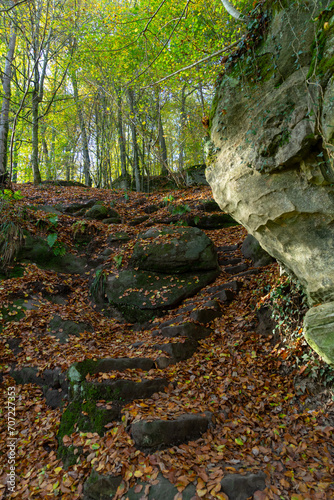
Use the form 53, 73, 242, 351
116, 89, 127, 185
0, 22, 16, 175
128, 88, 141, 192
156, 90, 168, 175
178, 85, 187, 171
72, 72, 92, 186
31, 85, 42, 184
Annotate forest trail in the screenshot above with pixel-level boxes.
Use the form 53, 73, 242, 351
0, 184, 333, 500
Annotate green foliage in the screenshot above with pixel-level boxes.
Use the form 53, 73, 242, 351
41, 216, 66, 256
268, 278, 334, 387
163, 194, 175, 206
71, 220, 87, 239
46, 233, 66, 256
0, 190, 24, 201
113, 254, 123, 269
90, 269, 108, 300
47, 233, 58, 248
269, 278, 307, 340
171, 204, 191, 216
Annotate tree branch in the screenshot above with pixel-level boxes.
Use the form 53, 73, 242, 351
221, 0, 250, 23
0, 0, 29, 14
141, 40, 240, 89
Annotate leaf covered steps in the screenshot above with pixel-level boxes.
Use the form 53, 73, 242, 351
130, 411, 213, 451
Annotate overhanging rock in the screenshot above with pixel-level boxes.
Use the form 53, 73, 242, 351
206, 0, 334, 363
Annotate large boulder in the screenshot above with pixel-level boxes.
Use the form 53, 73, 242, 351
105, 269, 219, 322
85, 204, 120, 221
206, 0, 334, 363
130, 226, 218, 273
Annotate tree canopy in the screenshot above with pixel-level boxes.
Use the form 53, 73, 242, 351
0, 0, 253, 188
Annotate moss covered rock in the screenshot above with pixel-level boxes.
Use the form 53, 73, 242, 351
48, 315, 94, 343
105, 269, 219, 322
85, 204, 119, 221
130, 226, 218, 274
18, 232, 88, 274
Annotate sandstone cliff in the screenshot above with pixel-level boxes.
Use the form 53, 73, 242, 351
206, 0, 334, 364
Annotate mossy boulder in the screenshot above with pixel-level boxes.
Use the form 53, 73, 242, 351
55, 199, 97, 214
17, 232, 88, 274
85, 204, 119, 221
130, 226, 218, 274
105, 269, 219, 322
48, 315, 94, 343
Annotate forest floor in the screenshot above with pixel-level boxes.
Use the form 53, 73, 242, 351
0, 183, 333, 500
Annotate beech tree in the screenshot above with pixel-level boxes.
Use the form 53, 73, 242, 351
0, 0, 254, 185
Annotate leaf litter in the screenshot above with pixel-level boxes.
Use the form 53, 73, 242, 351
0, 184, 333, 499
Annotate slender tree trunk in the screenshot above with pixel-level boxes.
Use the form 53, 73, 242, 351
116, 89, 127, 185
128, 88, 140, 192
31, 85, 42, 184
156, 90, 168, 175
12, 138, 19, 182
30, 1, 43, 185
72, 72, 92, 186
178, 84, 187, 171
0, 22, 17, 175
42, 136, 52, 180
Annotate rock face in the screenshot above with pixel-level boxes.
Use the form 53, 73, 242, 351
206, 0, 334, 363
304, 302, 334, 365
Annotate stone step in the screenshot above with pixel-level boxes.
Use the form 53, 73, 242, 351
219, 256, 242, 266
154, 322, 212, 341
225, 263, 249, 275
209, 288, 236, 303
57, 377, 169, 447
83, 470, 266, 500
216, 244, 239, 252
154, 338, 198, 362
131, 412, 213, 451
206, 282, 241, 295
68, 357, 156, 383
78, 377, 168, 402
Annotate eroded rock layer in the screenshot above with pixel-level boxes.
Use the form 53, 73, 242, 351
206, 0, 334, 363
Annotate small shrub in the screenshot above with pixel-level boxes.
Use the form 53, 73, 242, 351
171, 204, 191, 216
